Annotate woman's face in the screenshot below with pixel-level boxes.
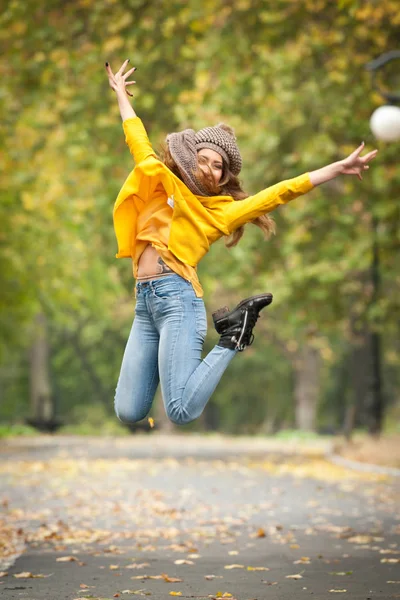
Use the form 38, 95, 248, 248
197, 148, 223, 185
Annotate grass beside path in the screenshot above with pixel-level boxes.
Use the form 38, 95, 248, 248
0, 430, 333, 458
1, 426, 399, 469
335, 433, 400, 469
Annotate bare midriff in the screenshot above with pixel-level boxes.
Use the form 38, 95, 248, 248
136, 244, 176, 281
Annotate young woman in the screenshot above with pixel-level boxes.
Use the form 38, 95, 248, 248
105, 59, 378, 426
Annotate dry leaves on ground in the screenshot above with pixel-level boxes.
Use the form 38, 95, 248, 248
13, 571, 51, 578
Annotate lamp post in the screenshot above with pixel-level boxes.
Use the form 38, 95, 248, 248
366, 50, 400, 141
364, 52, 399, 435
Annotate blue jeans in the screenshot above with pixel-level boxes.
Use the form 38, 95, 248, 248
114, 274, 237, 425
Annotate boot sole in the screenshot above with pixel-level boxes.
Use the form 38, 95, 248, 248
235, 293, 273, 312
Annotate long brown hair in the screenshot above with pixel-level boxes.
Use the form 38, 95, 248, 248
158, 141, 275, 247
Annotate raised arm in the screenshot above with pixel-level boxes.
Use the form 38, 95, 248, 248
105, 59, 156, 164
105, 58, 137, 121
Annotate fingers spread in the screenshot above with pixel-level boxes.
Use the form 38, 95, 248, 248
123, 66, 137, 79
351, 142, 365, 158
363, 150, 379, 162
116, 58, 130, 76
105, 63, 114, 76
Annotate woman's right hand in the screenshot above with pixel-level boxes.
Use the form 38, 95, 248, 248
105, 59, 136, 97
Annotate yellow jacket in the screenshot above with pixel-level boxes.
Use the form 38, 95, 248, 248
113, 117, 314, 273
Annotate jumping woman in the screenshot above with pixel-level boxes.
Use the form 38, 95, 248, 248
105, 59, 378, 426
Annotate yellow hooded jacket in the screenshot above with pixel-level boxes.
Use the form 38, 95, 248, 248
113, 117, 314, 296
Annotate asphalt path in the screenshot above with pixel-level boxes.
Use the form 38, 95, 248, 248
0, 435, 399, 600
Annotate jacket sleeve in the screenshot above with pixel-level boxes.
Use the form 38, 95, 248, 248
122, 117, 158, 164
223, 173, 314, 233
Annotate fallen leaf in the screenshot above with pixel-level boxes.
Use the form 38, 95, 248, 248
104, 545, 120, 553
0, 572, 8, 577
169, 593, 182, 597
347, 535, 375, 544
161, 574, 183, 583
174, 560, 194, 565
228, 551, 239, 555
387, 581, 400, 584
381, 558, 400, 563
286, 573, 303, 579
114, 594, 120, 598
148, 418, 154, 428
110, 565, 120, 570
131, 575, 153, 580
56, 556, 78, 562
257, 528, 266, 538
247, 566, 269, 571
125, 563, 150, 569
224, 564, 244, 569
329, 590, 347, 593
204, 575, 223, 580
294, 558, 311, 564
329, 571, 353, 576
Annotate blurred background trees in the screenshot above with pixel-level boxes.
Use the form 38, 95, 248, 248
1, 0, 399, 436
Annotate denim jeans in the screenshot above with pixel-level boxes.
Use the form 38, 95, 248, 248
114, 274, 237, 425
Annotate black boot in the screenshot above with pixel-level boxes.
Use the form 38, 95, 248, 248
212, 293, 273, 352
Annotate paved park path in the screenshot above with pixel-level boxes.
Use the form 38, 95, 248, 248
0, 435, 399, 600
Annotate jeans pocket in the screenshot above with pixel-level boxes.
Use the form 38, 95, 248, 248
151, 277, 181, 301
152, 286, 181, 301
192, 298, 207, 339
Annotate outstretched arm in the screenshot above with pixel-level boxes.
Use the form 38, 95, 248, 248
105, 59, 137, 121
223, 143, 378, 234
309, 142, 378, 186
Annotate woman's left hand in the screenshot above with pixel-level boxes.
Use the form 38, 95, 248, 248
340, 142, 378, 180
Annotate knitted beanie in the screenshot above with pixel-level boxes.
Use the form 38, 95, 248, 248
166, 123, 242, 197
195, 124, 242, 176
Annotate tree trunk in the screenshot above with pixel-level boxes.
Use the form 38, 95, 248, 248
368, 330, 384, 435
294, 343, 320, 431
29, 313, 54, 422
368, 214, 384, 435
345, 332, 371, 438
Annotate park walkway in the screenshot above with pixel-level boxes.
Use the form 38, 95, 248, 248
0, 434, 399, 599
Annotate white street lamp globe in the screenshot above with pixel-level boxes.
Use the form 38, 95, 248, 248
370, 105, 400, 142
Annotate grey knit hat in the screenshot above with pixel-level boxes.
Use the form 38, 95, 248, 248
166, 122, 242, 197
195, 124, 242, 176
